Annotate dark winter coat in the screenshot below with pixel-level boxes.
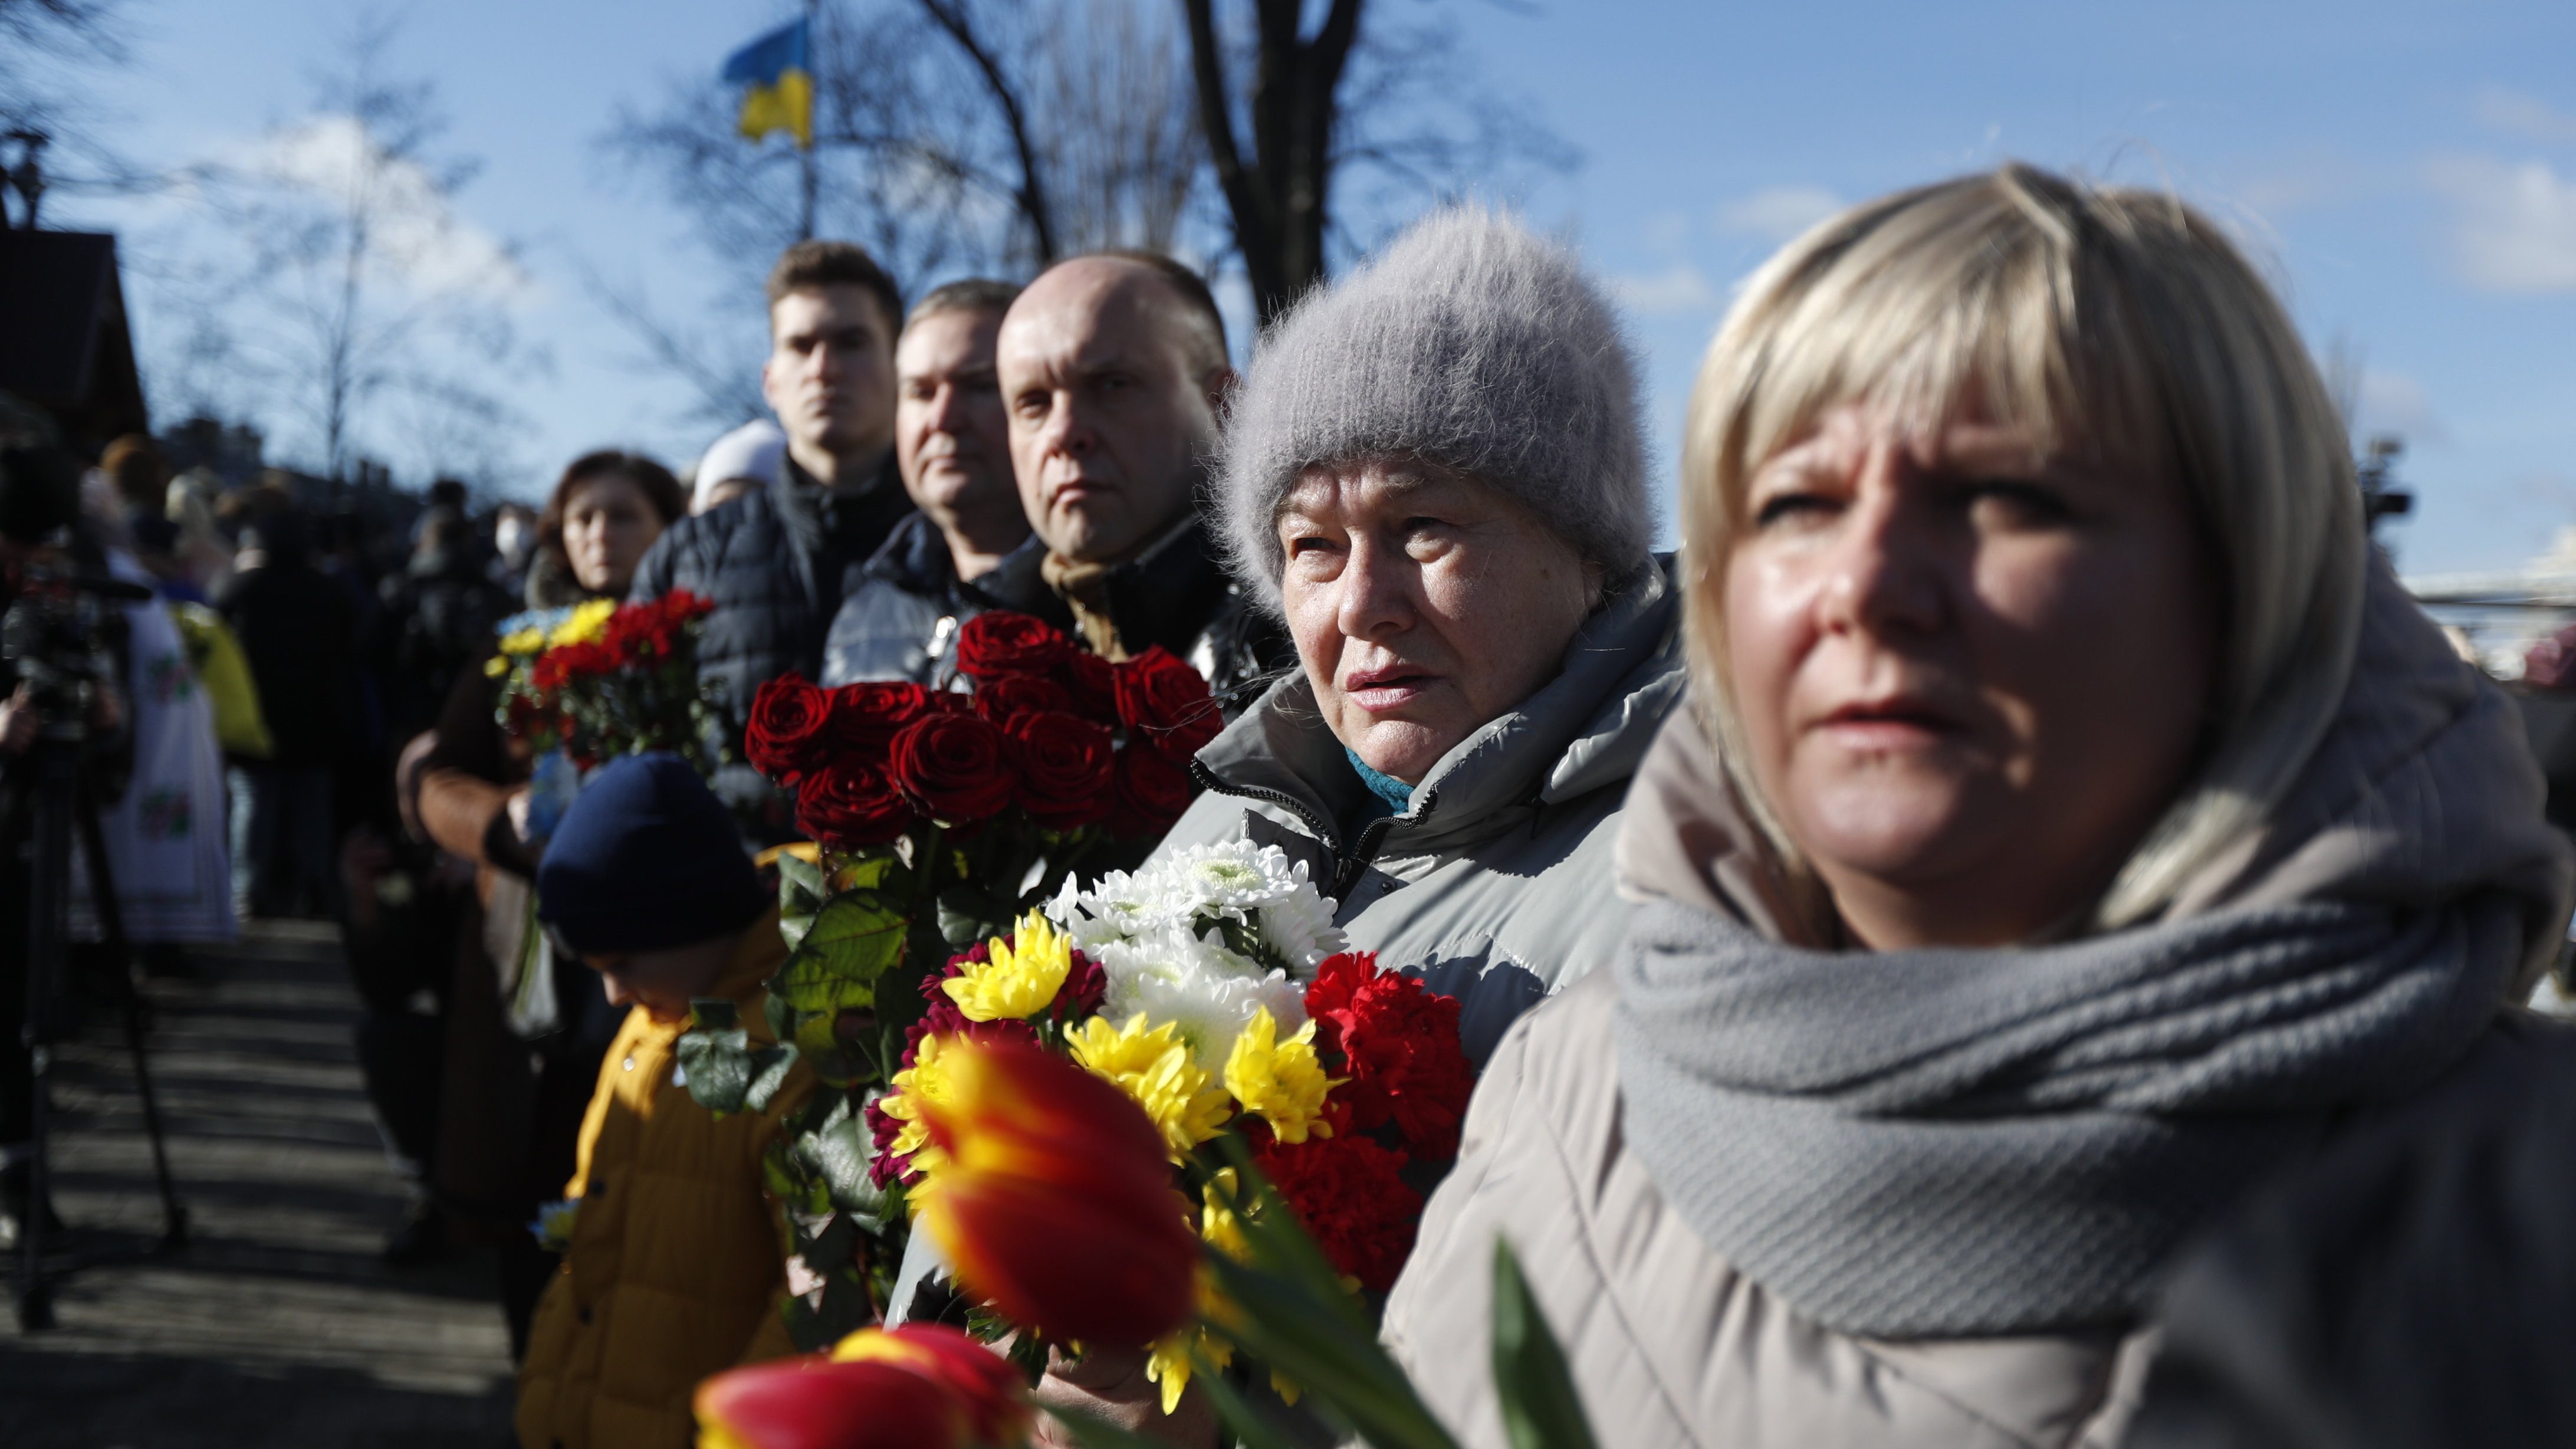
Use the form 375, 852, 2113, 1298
626, 452, 912, 831
1066, 513, 1292, 714
218, 554, 356, 768
380, 550, 513, 742
818, 512, 1067, 687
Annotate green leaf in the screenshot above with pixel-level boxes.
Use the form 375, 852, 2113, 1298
777, 850, 827, 951
801, 1212, 860, 1274
688, 998, 742, 1033
675, 1026, 754, 1114
774, 889, 912, 1014
741, 1043, 800, 1114
1491, 1239, 1598, 1449
763, 991, 797, 1044
793, 1099, 898, 1225
935, 886, 1013, 948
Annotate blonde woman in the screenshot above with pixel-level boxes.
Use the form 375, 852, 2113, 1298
1378, 165, 2575, 1447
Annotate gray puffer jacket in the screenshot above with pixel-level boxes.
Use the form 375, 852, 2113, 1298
1153, 560, 1684, 1063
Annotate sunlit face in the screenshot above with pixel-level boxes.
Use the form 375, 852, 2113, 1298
763, 284, 898, 465
896, 308, 1017, 527
1721, 399, 2218, 948
1280, 461, 1598, 784
999, 259, 1227, 564
560, 472, 668, 599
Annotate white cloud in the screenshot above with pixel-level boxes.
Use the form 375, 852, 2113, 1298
2424, 154, 2576, 293
2354, 369, 2444, 444
244, 114, 530, 303
1611, 262, 1719, 317
2473, 87, 2576, 147
1716, 186, 1844, 244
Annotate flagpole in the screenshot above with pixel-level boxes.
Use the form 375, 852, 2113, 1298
799, 0, 820, 241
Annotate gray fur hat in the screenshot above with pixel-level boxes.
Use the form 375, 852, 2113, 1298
1214, 205, 1652, 617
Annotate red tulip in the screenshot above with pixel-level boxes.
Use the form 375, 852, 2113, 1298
694, 1355, 968, 1449
830, 1324, 1031, 1447
912, 1036, 1200, 1345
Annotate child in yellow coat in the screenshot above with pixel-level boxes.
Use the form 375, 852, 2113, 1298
514, 754, 813, 1449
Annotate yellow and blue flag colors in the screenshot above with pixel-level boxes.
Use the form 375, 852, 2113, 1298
723, 17, 814, 149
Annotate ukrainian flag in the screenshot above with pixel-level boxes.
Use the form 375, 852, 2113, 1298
723, 17, 813, 149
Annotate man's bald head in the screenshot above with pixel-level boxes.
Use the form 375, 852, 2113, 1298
998, 254, 1238, 564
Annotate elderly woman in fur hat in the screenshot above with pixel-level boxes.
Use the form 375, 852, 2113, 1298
1023, 203, 1685, 1447
1167, 205, 1682, 1061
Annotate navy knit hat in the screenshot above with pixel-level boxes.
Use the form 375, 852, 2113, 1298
535, 753, 769, 955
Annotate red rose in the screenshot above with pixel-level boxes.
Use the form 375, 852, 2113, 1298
1108, 740, 1194, 839
955, 612, 1071, 682
1057, 650, 1119, 721
796, 761, 916, 851
889, 712, 1017, 823
1254, 1131, 1422, 1293
974, 674, 1072, 724
1007, 711, 1116, 830
830, 681, 940, 755
746, 675, 834, 786
1113, 646, 1222, 758
1304, 952, 1474, 1160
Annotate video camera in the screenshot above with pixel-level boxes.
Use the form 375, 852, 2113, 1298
1, 565, 147, 740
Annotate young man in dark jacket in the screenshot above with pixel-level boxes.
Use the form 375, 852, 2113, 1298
627, 241, 914, 835
820, 278, 1067, 686
994, 250, 1287, 710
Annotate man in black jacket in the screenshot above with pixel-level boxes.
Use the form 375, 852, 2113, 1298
821, 278, 1067, 686
628, 240, 914, 832
995, 251, 1286, 708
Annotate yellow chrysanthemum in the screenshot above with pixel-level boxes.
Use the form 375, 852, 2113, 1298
944, 911, 1073, 1022
547, 597, 616, 648
495, 626, 547, 658
1069, 1013, 1232, 1159
878, 1033, 960, 1179
1223, 1007, 1339, 1145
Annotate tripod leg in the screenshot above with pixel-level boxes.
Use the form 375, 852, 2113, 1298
74, 780, 188, 1250
15, 747, 71, 1331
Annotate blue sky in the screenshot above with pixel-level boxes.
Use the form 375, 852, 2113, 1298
41, 1, 2576, 574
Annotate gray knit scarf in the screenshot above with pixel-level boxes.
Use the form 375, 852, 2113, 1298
1613, 893, 2519, 1338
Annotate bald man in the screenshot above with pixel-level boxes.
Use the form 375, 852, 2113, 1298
997, 251, 1287, 706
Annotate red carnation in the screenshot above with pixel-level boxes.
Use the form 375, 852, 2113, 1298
746, 675, 834, 786
1305, 952, 1474, 1160
795, 761, 916, 850
956, 612, 1071, 682
1114, 646, 1223, 758
830, 681, 942, 755
1108, 740, 1193, 839
975, 674, 1073, 724
1008, 711, 1116, 830
889, 712, 1017, 823
1254, 1131, 1422, 1293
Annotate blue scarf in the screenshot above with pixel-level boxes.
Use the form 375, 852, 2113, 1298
1345, 748, 1415, 816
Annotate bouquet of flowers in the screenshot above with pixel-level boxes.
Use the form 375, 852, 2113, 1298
693, 1035, 1596, 1449
870, 839, 1474, 1406
487, 590, 725, 775
676, 610, 1227, 1346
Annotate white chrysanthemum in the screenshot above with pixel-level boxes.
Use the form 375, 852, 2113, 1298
1256, 883, 1346, 975
1113, 958, 1310, 1070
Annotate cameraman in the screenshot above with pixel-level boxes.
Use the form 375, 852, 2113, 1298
0, 434, 129, 1234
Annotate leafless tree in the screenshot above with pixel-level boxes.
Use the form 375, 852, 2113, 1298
166, 12, 538, 489
1187, 0, 1576, 326
1, 0, 129, 226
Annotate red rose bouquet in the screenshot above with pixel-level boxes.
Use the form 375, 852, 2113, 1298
488, 592, 725, 774
677, 612, 1230, 1346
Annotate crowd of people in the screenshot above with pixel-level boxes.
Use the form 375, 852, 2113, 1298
6, 158, 2576, 1449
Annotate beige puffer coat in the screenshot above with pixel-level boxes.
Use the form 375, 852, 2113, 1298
1381, 565, 2574, 1449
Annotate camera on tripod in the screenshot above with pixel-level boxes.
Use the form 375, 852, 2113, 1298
1, 563, 144, 744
